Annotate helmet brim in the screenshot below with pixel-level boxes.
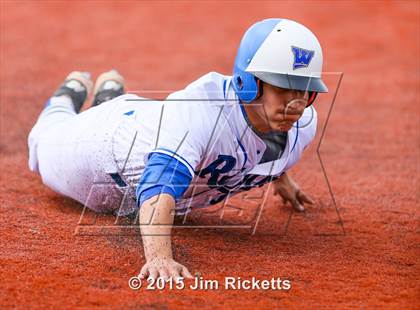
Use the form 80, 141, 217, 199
251, 71, 328, 93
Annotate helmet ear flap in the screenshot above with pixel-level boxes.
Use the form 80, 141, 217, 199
236, 76, 244, 90
232, 72, 259, 103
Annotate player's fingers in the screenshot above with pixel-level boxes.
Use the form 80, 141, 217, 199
273, 189, 285, 201
298, 190, 315, 205
148, 268, 158, 281
181, 267, 193, 279
139, 266, 149, 279
273, 188, 287, 202
168, 267, 182, 279
278, 190, 291, 204
291, 199, 305, 212
158, 268, 170, 281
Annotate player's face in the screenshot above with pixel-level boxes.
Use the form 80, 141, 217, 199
246, 82, 309, 133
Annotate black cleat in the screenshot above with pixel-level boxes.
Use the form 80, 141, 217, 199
92, 70, 125, 107
52, 71, 93, 113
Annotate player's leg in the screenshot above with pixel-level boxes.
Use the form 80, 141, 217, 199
28, 71, 93, 172
91, 69, 125, 107
28, 69, 133, 213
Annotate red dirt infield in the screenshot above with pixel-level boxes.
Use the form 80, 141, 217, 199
1, 1, 418, 308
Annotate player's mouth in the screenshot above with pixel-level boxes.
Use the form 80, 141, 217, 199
271, 121, 294, 132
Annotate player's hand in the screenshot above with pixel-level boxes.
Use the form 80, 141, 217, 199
273, 173, 314, 212
139, 257, 193, 281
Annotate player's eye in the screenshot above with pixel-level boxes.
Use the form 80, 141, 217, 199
293, 90, 307, 99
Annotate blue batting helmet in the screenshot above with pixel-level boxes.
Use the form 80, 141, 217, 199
232, 18, 328, 103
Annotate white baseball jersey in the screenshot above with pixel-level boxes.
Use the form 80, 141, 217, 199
28, 72, 317, 215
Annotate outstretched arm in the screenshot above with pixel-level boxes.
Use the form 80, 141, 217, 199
135, 151, 194, 281
139, 193, 193, 280
272, 172, 314, 212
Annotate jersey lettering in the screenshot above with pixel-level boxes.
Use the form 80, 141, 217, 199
196, 155, 279, 204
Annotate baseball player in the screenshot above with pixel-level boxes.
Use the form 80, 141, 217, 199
28, 18, 328, 280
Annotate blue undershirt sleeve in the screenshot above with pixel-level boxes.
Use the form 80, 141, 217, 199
136, 152, 193, 208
